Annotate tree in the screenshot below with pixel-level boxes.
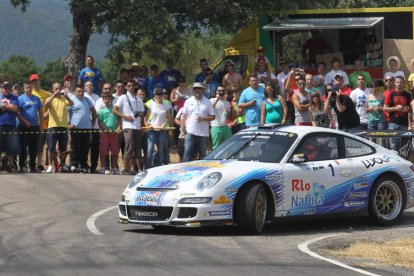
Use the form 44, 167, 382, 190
40, 59, 67, 90
0, 55, 40, 85
11, 0, 294, 79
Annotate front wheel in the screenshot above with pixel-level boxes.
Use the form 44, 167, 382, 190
369, 175, 405, 226
234, 184, 267, 234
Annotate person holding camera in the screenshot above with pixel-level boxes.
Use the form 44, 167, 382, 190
210, 86, 232, 150
292, 76, 312, 126
113, 79, 145, 174
44, 82, 74, 173
324, 86, 360, 131
238, 75, 265, 127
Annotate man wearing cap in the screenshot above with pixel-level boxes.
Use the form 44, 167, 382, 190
332, 73, 351, 96
78, 55, 104, 96
17, 82, 44, 173
143, 64, 169, 100
349, 58, 372, 90
180, 82, 215, 162
222, 60, 243, 92
113, 79, 146, 174
30, 73, 50, 171
238, 75, 265, 127
210, 86, 232, 149
159, 59, 182, 92
12, 84, 21, 96
0, 81, 20, 172
325, 57, 349, 86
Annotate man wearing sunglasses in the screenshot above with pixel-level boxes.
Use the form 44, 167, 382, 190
203, 68, 219, 99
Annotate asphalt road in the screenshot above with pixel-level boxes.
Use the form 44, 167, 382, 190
0, 174, 412, 276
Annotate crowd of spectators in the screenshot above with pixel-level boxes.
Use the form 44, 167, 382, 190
1, 52, 414, 174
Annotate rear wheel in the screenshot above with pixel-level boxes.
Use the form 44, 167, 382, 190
369, 175, 405, 226
234, 184, 267, 234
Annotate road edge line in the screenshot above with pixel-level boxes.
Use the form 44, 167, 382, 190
298, 234, 382, 276
86, 205, 118, 235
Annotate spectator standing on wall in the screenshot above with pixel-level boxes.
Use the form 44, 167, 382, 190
78, 55, 104, 96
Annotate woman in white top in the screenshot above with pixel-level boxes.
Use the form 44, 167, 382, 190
145, 88, 173, 169
170, 76, 191, 110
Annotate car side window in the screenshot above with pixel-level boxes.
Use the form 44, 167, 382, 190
344, 137, 374, 157
294, 134, 338, 162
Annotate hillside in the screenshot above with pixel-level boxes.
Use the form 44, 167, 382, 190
0, 0, 109, 66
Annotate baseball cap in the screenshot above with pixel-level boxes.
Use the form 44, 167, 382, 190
257, 46, 265, 52
12, 83, 20, 90
29, 74, 40, 81
334, 73, 343, 79
225, 60, 235, 66
193, 82, 205, 89
132, 62, 139, 67
154, 86, 164, 94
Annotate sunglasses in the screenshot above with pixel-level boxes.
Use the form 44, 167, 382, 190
155, 93, 164, 96
297, 83, 305, 86
311, 95, 320, 98
385, 79, 394, 82
217, 90, 225, 93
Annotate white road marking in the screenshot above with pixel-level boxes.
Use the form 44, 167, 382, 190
86, 205, 118, 235
298, 234, 382, 276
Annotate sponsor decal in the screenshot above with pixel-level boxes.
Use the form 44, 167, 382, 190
348, 191, 368, 199
292, 182, 325, 208
361, 156, 390, 169
353, 182, 369, 190
134, 211, 158, 217
186, 161, 225, 168
292, 179, 311, 192
208, 210, 232, 216
213, 195, 233, 204
180, 192, 196, 196
304, 208, 316, 215
344, 201, 366, 207
135, 191, 162, 203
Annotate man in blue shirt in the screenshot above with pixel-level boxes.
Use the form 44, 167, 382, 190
78, 55, 104, 96
17, 82, 44, 173
143, 64, 169, 100
0, 81, 20, 172
203, 68, 220, 99
195, 58, 218, 83
159, 59, 182, 92
68, 85, 97, 172
238, 75, 265, 127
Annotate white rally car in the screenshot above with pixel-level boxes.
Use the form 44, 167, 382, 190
119, 125, 414, 234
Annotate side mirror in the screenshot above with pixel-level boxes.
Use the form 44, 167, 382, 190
291, 153, 306, 163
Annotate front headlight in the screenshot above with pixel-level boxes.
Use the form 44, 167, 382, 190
197, 172, 222, 191
128, 170, 148, 188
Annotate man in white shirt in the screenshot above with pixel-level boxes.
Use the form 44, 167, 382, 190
210, 86, 232, 149
113, 80, 145, 174
84, 81, 101, 173
325, 57, 349, 86
180, 82, 215, 162
349, 74, 371, 129
276, 60, 289, 96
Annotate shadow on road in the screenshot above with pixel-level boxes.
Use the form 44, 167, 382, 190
122, 209, 414, 237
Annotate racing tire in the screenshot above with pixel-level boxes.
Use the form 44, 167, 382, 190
368, 175, 406, 226
234, 183, 267, 234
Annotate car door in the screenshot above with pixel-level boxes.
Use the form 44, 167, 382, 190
282, 133, 346, 216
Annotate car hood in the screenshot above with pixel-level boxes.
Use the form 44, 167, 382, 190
132, 160, 281, 190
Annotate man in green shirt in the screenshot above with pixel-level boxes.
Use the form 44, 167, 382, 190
349, 58, 372, 89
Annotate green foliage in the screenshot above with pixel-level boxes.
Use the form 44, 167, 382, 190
0, 55, 39, 85
40, 59, 66, 91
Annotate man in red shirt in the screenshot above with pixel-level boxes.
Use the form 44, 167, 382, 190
384, 76, 411, 151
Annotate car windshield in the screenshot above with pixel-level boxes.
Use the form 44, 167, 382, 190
205, 130, 297, 163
